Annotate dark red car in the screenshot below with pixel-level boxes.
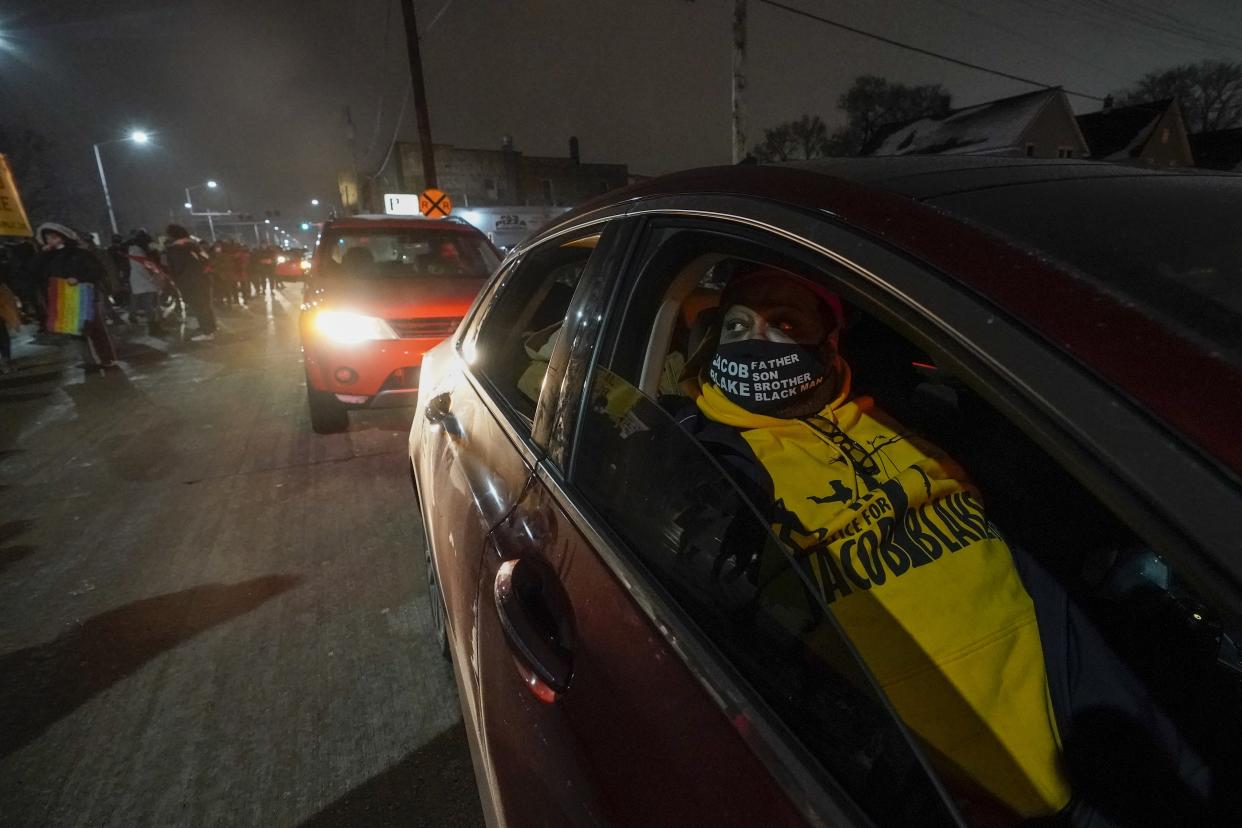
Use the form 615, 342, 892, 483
409, 158, 1242, 826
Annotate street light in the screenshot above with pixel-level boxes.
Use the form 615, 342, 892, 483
185, 180, 224, 241
310, 198, 320, 206
92, 128, 151, 235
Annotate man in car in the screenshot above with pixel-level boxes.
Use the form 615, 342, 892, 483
678, 266, 1210, 825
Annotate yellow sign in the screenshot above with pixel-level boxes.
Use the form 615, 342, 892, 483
419, 188, 452, 219
0, 153, 33, 237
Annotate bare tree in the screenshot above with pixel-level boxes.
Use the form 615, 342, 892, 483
753, 77, 952, 161
1115, 59, 1242, 133
752, 115, 833, 162
833, 76, 952, 155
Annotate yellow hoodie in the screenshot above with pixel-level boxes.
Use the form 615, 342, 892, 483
697, 366, 1071, 817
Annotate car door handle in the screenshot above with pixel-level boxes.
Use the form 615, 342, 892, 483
424, 392, 452, 424
494, 557, 575, 702
424, 392, 464, 438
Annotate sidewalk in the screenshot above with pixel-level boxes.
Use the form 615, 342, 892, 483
1, 324, 76, 387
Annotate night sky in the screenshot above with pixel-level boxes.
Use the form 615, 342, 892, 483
3, 0, 1241, 238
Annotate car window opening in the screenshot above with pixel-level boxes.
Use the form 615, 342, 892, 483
466, 231, 600, 427
572, 234, 1236, 826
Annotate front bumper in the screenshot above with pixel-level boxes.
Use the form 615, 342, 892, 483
303, 336, 441, 401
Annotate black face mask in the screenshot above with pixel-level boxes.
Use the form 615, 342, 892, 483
709, 338, 828, 416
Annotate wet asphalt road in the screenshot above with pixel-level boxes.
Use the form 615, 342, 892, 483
0, 289, 484, 827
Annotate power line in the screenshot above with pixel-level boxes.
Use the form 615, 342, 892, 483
1025, 0, 1241, 60
362, 0, 397, 165
1081, 0, 1242, 54
755, 0, 1106, 101
370, 0, 456, 181
925, 0, 1130, 84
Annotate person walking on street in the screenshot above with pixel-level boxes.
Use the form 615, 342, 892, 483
210, 241, 237, 308
0, 250, 21, 372
251, 245, 273, 297
29, 222, 117, 369
107, 233, 130, 302
235, 244, 252, 303
125, 230, 166, 336
165, 224, 216, 341
5, 239, 43, 333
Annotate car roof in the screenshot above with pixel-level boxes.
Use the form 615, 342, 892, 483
544, 159, 1242, 478
781, 155, 1223, 199
323, 214, 482, 232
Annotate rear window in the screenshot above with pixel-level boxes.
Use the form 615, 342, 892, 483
318, 226, 500, 280
929, 174, 1242, 361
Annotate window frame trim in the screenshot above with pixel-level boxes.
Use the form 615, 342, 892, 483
453, 216, 619, 449
591, 199, 1242, 621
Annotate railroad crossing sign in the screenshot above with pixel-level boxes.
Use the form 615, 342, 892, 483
418, 188, 452, 219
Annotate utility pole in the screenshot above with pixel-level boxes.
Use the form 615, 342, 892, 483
732, 0, 748, 163
92, 143, 119, 235
400, 0, 437, 189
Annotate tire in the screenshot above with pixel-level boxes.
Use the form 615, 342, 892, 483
413, 465, 451, 661
426, 541, 451, 661
306, 380, 350, 433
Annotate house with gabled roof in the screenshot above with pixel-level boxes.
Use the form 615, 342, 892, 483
1076, 98, 1193, 168
1189, 128, 1242, 171
861, 88, 1089, 159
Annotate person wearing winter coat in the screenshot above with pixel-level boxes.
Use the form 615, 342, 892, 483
0, 249, 20, 371
29, 222, 117, 368
164, 224, 215, 341
125, 230, 166, 335
674, 266, 1210, 825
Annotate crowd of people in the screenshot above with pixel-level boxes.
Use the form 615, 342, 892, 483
0, 223, 290, 372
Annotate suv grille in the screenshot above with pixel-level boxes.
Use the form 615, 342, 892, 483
388, 317, 461, 339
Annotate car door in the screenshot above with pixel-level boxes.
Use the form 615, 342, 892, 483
424, 219, 631, 825
589, 201, 1242, 823
410, 254, 542, 751
471, 214, 960, 827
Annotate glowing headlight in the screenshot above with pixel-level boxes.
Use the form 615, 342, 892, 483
313, 311, 397, 344
276, 255, 288, 264
299, 259, 312, 270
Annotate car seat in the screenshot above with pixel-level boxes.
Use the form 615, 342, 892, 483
341, 246, 375, 276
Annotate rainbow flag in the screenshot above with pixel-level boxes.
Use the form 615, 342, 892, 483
46, 277, 95, 335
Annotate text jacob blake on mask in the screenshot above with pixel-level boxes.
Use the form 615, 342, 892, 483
711, 353, 823, 402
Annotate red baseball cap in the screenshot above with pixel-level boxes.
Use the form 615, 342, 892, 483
722, 266, 844, 325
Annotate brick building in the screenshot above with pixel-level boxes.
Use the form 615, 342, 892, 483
383, 136, 629, 209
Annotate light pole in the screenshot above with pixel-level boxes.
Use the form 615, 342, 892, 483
185, 179, 221, 241
92, 129, 150, 235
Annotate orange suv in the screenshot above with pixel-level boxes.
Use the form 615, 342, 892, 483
300, 215, 500, 433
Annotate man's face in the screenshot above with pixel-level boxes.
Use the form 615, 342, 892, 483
715, 275, 844, 417
42, 231, 65, 250
719, 277, 836, 347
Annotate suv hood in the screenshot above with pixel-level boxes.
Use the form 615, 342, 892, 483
310, 275, 487, 320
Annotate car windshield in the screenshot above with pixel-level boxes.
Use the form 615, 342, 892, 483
319, 227, 499, 280
930, 174, 1242, 362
